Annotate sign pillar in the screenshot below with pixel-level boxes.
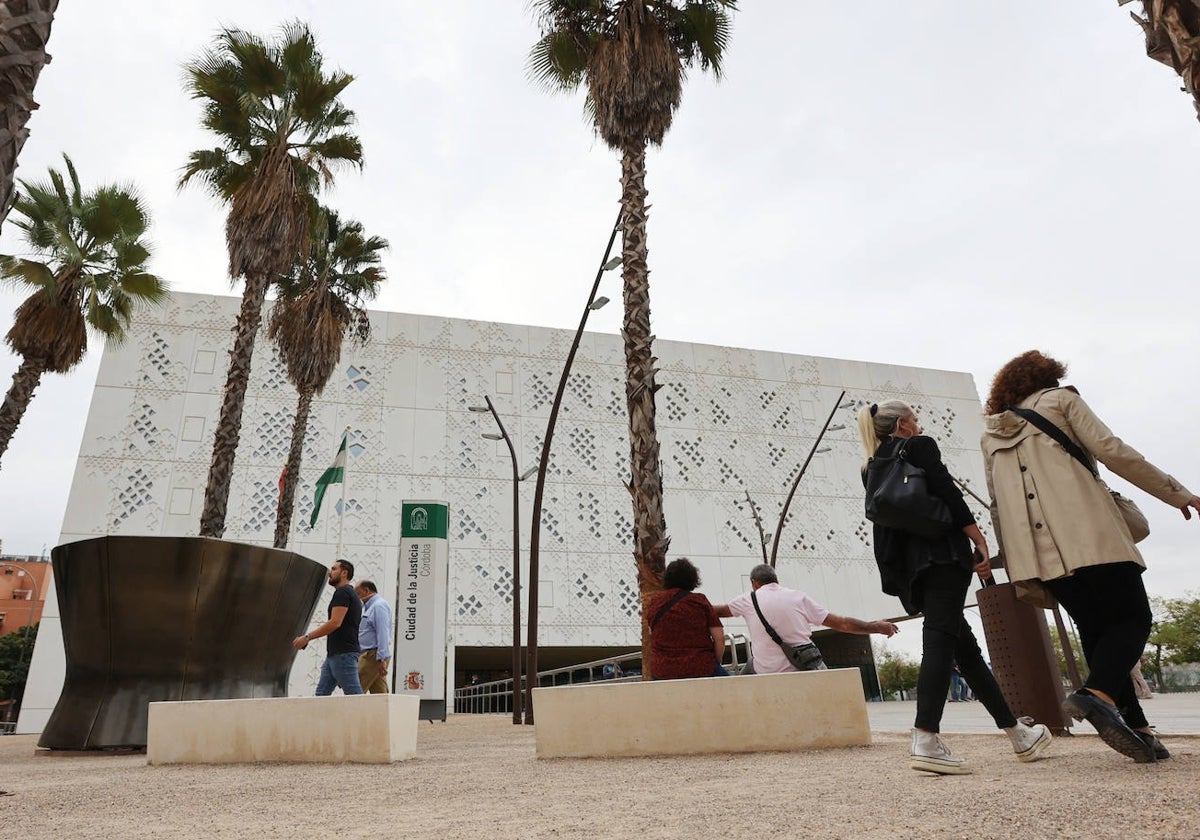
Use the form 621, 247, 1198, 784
397, 500, 450, 721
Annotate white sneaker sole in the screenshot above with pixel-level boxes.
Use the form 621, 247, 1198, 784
910, 754, 972, 775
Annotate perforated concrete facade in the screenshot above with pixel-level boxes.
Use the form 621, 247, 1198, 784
19, 292, 990, 733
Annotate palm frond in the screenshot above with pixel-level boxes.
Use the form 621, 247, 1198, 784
528, 30, 592, 92
1, 156, 165, 369
182, 21, 363, 279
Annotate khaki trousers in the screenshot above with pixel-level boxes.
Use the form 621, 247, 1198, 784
357, 648, 390, 694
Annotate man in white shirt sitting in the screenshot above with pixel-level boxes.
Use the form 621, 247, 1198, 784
714, 564, 898, 673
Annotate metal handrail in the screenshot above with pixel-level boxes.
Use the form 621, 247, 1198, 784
453, 634, 755, 713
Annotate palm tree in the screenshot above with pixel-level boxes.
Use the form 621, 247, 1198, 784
0, 154, 166, 463
180, 21, 363, 538
1122, 1, 1200, 122
529, 1, 736, 666
0, 0, 60, 228
268, 209, 386, 548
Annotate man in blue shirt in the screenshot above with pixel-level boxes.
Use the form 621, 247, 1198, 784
292, 559, 363, 695
354, 579, 394, 694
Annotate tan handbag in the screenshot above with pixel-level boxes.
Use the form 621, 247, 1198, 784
1109, 490, 1150, 543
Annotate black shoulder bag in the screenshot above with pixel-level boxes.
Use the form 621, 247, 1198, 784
864, 440, 954, 537
750, 590, 825, 671
650, 589, 691, 631
1007, 406, 1149, 543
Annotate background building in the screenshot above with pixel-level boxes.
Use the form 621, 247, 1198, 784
19, 292, 992, 733
0, 554, 49, 636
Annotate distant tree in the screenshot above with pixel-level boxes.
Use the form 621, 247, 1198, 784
1122, 1, 1200, 124
0, 154, 166, 464
268, 209, 386, 548
0, 1, 59, 227
181, 21, 363, 538
875, 645, 919, 700
1149, 594, 1200, 670
1048, 621, 1087, 688
0, 623, 39, 711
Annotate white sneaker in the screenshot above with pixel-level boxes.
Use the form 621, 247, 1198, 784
1005, 716, 1052, 763
910, 729, 972, 775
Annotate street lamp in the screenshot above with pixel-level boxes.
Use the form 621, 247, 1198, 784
525, 210, 621, 724
769, 389, 847, 567
469, 395, 534, 724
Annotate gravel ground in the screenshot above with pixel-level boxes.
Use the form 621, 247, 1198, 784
0, 714, 1195, 839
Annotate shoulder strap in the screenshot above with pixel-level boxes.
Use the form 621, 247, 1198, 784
1006, 406, 1098, 478
650, 589, 692, 630
750, 589, 787, 647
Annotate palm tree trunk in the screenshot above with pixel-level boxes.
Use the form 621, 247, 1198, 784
0, 0, 59, 227
0, 355, 45, 463
199, 272, 271, 537
619, 144, 669, 677
274, 388, 313, 549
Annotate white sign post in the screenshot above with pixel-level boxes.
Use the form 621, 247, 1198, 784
396, 500, 450, 720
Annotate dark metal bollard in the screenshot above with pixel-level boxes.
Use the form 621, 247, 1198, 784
976, 582, 1072, 733
39, 535, 325, 749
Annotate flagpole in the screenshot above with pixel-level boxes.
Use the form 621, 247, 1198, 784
336, 426, 350, 560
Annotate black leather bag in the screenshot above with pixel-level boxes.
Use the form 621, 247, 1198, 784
750, 591, 826, 671
864, 445, 954, 537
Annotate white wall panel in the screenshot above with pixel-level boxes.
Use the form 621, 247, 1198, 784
23, 291, 990, 732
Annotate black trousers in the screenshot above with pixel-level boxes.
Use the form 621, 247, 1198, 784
915, 564, 1018, 732
1044, 562, 1151, 730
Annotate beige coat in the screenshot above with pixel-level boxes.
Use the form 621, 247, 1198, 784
981, 387, 1192, 590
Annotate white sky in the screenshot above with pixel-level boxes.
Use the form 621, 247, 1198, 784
2, 3, 1198, 661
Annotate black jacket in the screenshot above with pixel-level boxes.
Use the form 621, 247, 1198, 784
864, 435, 974, 614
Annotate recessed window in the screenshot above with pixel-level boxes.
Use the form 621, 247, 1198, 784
181, 416, 205, 442
193, 350, 216, 375
168, 488, 193, 516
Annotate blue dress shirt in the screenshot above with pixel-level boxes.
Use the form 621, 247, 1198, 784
358, 593, 394, 661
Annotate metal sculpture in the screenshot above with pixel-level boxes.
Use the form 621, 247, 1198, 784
38, 535, 326, 749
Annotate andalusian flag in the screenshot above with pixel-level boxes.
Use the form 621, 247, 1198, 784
310, 434, 348, 526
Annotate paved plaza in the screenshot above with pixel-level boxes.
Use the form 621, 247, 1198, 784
0, 694, 1196, 839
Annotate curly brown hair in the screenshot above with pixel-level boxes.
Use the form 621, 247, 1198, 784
663, 558, 700, 591
985, 350, 1067, 414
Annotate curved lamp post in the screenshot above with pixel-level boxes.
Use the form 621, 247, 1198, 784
768, 390, 848, 567
469, 396, 537, 724
524, 211, 622, 724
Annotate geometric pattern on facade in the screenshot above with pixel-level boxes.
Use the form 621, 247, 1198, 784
40, 291, 990, 701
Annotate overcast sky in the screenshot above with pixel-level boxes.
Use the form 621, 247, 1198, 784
2, 3, 1198, 645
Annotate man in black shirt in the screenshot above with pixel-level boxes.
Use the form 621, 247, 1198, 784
292, 559, 364, 695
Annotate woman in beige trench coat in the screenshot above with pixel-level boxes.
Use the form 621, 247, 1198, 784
982, 350, 1200, 764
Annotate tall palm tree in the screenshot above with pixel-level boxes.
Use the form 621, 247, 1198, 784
529, 0, 736, 666
268, 209, 386, 548
0, 0, 60, 228
1122, 1, 1200, 122
180, 21, 363, 538
0, 154, 166, 463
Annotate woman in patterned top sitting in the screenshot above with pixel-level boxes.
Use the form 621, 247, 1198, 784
646, 558, 730, 680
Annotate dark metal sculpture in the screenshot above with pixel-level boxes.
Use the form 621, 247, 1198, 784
38, 535, 326, 750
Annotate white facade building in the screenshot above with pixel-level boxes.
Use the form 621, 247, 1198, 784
20, 292, 991, 733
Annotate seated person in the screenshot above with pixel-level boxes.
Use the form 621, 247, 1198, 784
715, 564, 898, 674
647, 558, 729, 680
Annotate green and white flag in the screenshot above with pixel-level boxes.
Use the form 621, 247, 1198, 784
310, 434, 348, 526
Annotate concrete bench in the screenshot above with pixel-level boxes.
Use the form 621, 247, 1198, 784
533, 668, 870, 758
147, 694, 419, 764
